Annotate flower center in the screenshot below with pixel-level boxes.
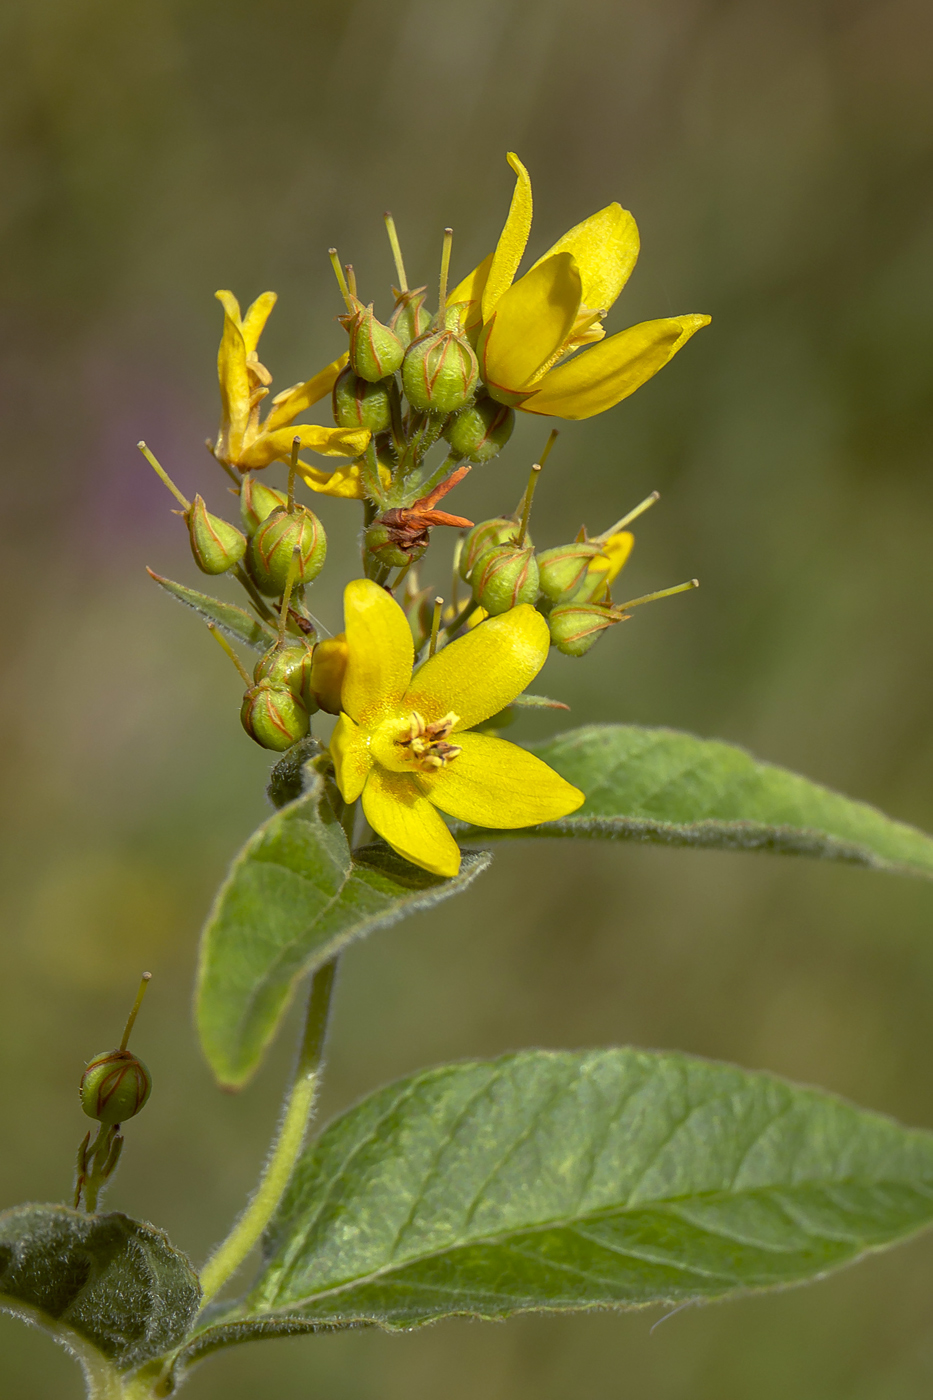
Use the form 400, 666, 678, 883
371, 710, 462, 773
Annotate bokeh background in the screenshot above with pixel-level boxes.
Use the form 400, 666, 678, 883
2, 0, 933, 1395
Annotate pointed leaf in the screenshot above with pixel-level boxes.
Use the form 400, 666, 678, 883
460, 724, 933, 879
235, 1049, 933, 1329
197, 772, 491, 1088
0, 1205, 200, 1369
148, 569, 276, 652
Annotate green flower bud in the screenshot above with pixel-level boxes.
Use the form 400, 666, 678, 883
547, 601, 625, 656
347, 303, 405, 382
444, 396, 515, 463
388, 288, 431, 348
187, 495, 247, 575
80, 1050, 152, 1125
254, 643, 318, 714
363, 521, 425, 572
536, 542, 603, 605
459, 517, 528, 582
332, 365, 393, 433
240, 678, 310, 751
402, 328, 478, 415
472, 542, 539, 614
248, 507, 327, 596
240, 476, 288, 535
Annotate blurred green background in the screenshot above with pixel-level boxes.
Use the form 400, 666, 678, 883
2, 0, 933, 1395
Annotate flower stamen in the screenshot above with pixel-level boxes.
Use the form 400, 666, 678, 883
397, 710, 462, 771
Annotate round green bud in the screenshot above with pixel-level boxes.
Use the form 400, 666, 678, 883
240, 476, 288, 535
536, 542, 603, 605
187, 495, 247, 575
444, 396, 515, 463
472, 543, 539, 614
332, 365, 393, 433
240, 678, 310, 751
389, 289, 432, 348
402, 329, 478, 415
363, 521, 426, 572
248, 506, 327, 596
254, 643, 318, 714
459, 517, 529, 582
80, 1050, 152, 1125
348, 303, 405, 382
547, 601, 624, 656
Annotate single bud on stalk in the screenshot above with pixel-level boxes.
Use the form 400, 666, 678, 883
187, 495, 247, 575
472, 543, 539, 614
248, 506, 327, 595
344, 302, 405, 382
444, 396, 515, 463
547, 601, 625, 656
402, 328, 478, 415
332, 365, 393, 432
459, 517, 528, 582
389, 287, 432, 347
254, 643, 318, 715
240, 677, 310, 751
240, 476, 289, 535
80, 1050, 152, 1125
308, 634, 349, 715
536, 542, 604, 605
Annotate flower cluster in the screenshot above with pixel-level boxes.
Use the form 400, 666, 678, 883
144, 154, 708, 876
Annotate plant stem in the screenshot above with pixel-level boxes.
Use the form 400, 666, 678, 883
197, 958, 338, 1309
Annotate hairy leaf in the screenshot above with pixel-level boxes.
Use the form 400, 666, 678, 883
461, 725, 933, 879
197, 772, 491, 1088
238, 1049, 933, 1329
147, 569, 275, 651
0, 1205, 200, 1369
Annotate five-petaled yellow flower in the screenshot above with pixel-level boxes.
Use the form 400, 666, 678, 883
214, 290, 373, 499
330, 580, 584, 877
448, 153, 710, 420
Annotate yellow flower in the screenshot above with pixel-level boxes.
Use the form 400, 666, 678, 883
330, 580, 584, 877
213, 291, 372, 499
447, 154, 710, 420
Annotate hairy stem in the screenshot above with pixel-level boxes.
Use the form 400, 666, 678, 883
197, 957, 338, 1309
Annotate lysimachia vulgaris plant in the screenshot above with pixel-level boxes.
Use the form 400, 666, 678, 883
5, 152, 933, 1400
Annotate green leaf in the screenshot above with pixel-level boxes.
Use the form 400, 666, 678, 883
238, 1049, 933, 1329
0, 1205, 200, 1369
510, 693, 569, 711
460, 724, 933, 879
197, 770, 491, 1088
147, 569, 275, 652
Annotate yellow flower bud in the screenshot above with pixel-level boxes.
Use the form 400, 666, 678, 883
308, 634, 348, 715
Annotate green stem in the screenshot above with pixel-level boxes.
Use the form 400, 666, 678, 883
197, 958, 338, 1309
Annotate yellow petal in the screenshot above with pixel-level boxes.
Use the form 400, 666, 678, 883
362, 767, 461, 878
447, 252, 493, 334
330, 713, 372, 803
342, 579, 414, 726
480, 152, 533, 323
309, 635, 349, 714
523, 314, 711, 420
264, 353, 349, 434
215, 291, 250, 460
602, 530, 635, 586
532, 204, 639, 313
423, 731, 584, 828
480, 252, 582, 394
407, 605, 549, 732
240, 291, 278, 355
238, 424, 371, 469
